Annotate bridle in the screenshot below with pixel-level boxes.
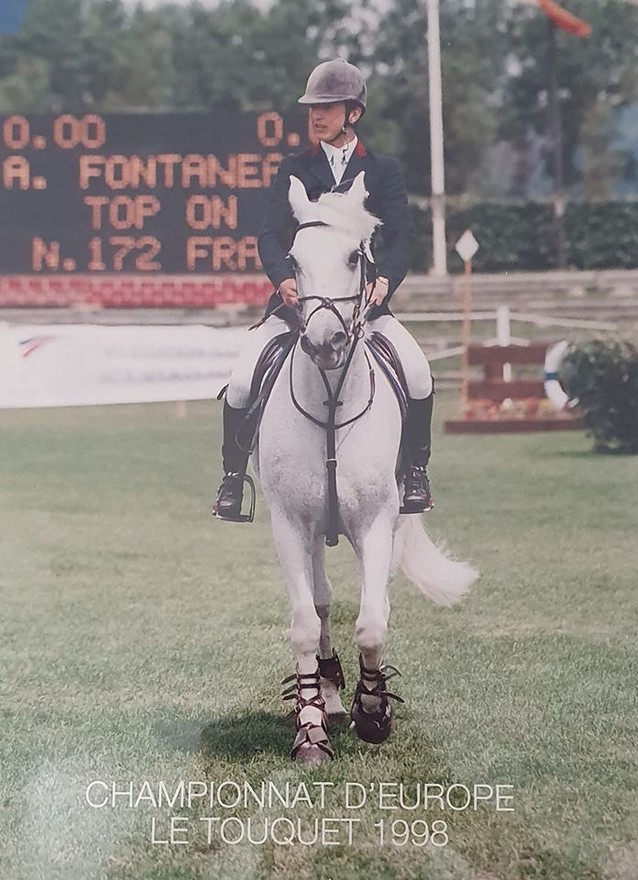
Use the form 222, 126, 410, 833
287, 217, 376, 432
285, 218, 378, 547
291, 220, 374, 343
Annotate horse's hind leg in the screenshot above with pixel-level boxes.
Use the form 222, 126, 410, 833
350, 514, 401, 744
312, 543, 346, 718
270, 507, 333, 765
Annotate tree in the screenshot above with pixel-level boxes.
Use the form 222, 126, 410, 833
0, 0, 130, 111
0, 56, 49, 112
502, 0, 638, 195
168, 0, 352, 112
1, 0, 637, 202
352, 0, 512, 196
15, 0, 89, 110
0, 0, 350, 113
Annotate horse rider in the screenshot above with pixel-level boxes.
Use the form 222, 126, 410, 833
213, 59, 435, 521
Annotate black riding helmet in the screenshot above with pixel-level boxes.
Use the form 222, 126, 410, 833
298, 59, 367, 117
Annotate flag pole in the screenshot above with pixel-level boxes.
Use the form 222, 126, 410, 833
546, 19, 566, 269
537, 0, 592, 269
426, 0, 447, 277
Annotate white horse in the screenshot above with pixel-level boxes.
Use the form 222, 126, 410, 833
253, 172, 478, 764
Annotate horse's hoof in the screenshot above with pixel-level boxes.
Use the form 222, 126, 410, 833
291, 722, 334, 763
350, 702, 392, 744
294, 743, 332, 766
349, 657, 404, 744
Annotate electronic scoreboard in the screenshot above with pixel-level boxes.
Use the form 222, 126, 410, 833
0, 111, 306, 274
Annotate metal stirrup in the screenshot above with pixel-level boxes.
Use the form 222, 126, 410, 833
212, 474, 256, 523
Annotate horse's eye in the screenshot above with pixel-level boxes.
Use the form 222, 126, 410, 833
348, 250, 360, 267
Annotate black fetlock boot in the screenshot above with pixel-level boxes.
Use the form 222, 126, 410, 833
401, 392, 435, 513
212, 401, 253, 522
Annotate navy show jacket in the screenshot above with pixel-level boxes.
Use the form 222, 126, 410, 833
257, 140, 414, 320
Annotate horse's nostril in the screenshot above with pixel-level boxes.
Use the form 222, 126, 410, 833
331, 330, 348, 347
300, 336, 314, 356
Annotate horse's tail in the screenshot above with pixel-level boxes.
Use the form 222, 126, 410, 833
393, 516, 479, 607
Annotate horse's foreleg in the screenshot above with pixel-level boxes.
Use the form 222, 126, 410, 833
312, 544, 346, 718
353, 515, 393, 666
350, 514, 399, 744
271, 508, 333, 764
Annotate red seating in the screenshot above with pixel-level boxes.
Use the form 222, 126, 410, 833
0, 275, 271, 309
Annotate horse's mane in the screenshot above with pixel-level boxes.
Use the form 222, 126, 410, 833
306, 189, 381, 243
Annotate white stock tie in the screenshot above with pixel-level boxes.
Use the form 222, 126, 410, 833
330, 148, 349, 184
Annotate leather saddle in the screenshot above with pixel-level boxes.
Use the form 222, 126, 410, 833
219, 330, 409, 455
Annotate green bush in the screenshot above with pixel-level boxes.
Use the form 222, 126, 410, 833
559, 339, 638, 454
411, 201, 638, 273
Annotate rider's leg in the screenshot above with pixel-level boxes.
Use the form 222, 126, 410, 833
214, 317, 290, 520
367, 315, 434, 512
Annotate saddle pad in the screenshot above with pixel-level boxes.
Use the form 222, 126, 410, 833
236, 331, 297, 453
235, 329, 409, 454
249, 331, 296, 402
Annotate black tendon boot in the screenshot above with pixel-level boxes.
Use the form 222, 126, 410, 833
401, 392, 435, 513
212, 401, 251, 521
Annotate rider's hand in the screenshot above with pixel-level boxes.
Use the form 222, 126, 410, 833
366, 276, 390, 306
279, 278, 299, 308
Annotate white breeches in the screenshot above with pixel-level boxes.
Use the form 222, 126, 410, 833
369, 315, 433, 399
225, 314, 433, 409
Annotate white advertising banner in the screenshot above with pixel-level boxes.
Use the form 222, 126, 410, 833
0, 323, 245, 408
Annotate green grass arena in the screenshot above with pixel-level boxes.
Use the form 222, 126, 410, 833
1, 394, 637, 880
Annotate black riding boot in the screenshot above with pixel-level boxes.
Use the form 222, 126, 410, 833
212, 401, 251, 521
402, 392, 434, 513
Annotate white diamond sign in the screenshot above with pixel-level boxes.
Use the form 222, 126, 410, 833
455, 230, 480, 263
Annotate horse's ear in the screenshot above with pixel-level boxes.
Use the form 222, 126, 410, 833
362, 238, 375, 264
348, 171, 368, 208
288, 176, 310, 221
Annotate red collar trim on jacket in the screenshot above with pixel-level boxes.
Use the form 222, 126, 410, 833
308, 140, 367, 157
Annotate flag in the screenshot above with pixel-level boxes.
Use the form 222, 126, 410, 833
538, 0, 592, 37
0, 0, 32, 35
